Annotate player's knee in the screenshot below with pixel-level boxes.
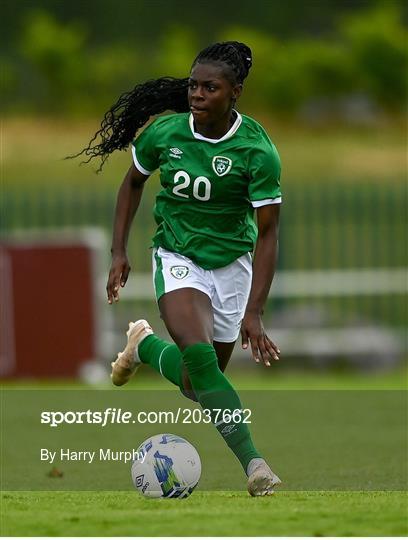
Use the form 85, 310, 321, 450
182, 343, 218, 377
178, 336, 212, 352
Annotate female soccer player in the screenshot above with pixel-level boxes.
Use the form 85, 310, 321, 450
79, 41, 282, 496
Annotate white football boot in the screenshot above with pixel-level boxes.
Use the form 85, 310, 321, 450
247, 460, 282, 497
110, 319, 153, 386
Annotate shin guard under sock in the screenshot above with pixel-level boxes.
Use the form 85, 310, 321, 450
182, 342, 261, 471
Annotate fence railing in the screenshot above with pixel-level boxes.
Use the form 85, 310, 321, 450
2, 179, 405, 270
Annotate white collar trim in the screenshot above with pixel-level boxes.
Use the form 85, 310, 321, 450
188, 110, 242, 143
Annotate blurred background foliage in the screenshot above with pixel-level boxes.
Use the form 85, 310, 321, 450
1, 0, 407, 117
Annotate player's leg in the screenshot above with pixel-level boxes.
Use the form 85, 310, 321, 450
171, 250, 248, 395
112, 248, 237, 388
155, 287, 213, 399
115, 288, 215, 400
208, 253, 282, 495
113, 327, 227, 392
140, 286, 213, 395
111, 248, 281, 494
158, 287, 265, 478
111, 305, 214, 393
214, 340, 236, 372
111, 248, 210, 388
137, 241, 215, 391
158, 287, 214, 347
181, 340, 235, 400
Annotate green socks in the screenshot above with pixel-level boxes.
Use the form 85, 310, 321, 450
138, 334, 183, 389
138, 335, 261, 472
182, 343, 261, 471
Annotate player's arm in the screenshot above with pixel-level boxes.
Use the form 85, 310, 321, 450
107, 163, 149, 304
241, 204, 281, 366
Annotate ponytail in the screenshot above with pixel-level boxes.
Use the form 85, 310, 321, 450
70, 77, 189, 171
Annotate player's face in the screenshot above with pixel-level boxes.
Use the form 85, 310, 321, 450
188, 62, 242, 126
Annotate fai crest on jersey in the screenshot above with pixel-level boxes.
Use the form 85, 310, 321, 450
212, 156, 232, 177
170, 265, 189, 279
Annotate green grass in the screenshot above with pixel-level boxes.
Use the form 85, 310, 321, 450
1, 491, 407, 536
2, 385, 406, 492
1, 371, 407, 535
2, 365, 407, 390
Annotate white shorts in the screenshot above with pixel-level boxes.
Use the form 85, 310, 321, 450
152, 247, 252, 343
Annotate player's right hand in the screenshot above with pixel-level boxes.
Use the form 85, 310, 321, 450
107, 252, 131, 304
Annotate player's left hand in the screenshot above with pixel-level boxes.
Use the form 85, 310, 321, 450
241, 311, 280, 367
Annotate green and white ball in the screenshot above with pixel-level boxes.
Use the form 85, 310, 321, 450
131, 434, 201, 499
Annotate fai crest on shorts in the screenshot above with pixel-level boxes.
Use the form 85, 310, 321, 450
170, 265, 189, 279
212, 156, 232, 177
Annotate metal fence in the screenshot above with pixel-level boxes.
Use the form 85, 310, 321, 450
2, 179, 406, 269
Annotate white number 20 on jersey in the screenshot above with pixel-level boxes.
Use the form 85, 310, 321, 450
172, 171, 211, 201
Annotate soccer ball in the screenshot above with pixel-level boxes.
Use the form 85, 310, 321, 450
131, 433, 201, 499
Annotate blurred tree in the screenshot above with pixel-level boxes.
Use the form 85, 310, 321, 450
221, 27, 355, 113
340, 4, 408, 109
82, 44, 140, 113
1, 57, 18, 109
288, 40, 355, 98
220, 26, 304, 112
155, 25, 198, 78
4, 0, 405, 51
2, 0, 406, 117
17, 9, 141, 114
19, 10, 87, 111
221, 4, 407, 115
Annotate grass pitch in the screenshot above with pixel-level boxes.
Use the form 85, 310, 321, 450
1, 369, 407, 536
2, 490, 407, 536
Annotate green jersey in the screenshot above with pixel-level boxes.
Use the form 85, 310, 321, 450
132, 111, 281, 269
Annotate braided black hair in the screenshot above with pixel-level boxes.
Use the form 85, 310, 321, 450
72, 41, 252, 171
192, 41, 252, 85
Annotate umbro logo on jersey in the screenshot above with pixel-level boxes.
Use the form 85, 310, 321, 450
212, 156, 232, 177
169, 147, 183, 159
170, 265, 189, 279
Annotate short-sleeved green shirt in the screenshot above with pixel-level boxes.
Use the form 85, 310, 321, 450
132, 111, 281, 269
